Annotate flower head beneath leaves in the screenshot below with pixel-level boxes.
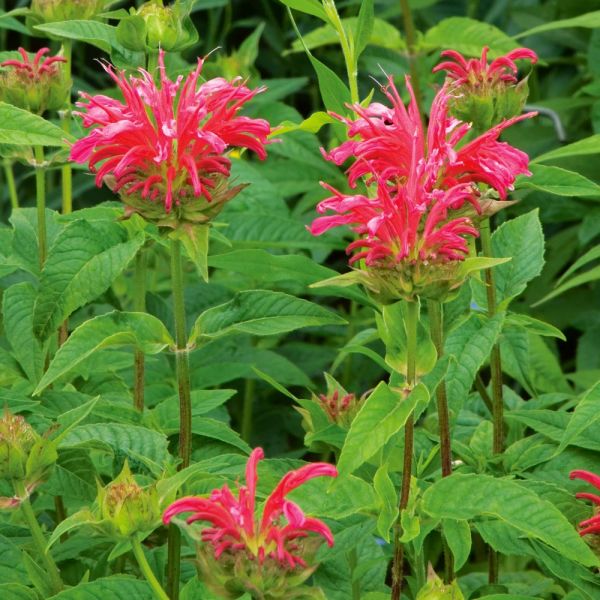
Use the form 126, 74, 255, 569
570, 470, 600, 537
163, 448, 337, 569
70, 50, 270, 220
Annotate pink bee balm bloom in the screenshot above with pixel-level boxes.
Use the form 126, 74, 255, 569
1, 46, 66, 77
163, 447, 337, 569
433, 46, 538, 87
70, 50, 270, 219
570, 470, 600, 537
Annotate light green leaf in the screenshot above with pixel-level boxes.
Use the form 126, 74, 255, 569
0, 584, 37, 600
533, 134, 600, 163
442, 518, 471, 571
190, 290, 345, 345
34, 220, 144, 341
535, 264, 600, 306
557, 244, 600, 286
170, 224, 209, 283
558, 381, 600, 453
275, 111, 336, 136
514, 10, 600, 38
422, 473, 598, 567
35, 311, 174, 394
505, 313, 565, 340
374, 463, 398, 542
0, 102, 69, 146
48, 576, 153, 599
337, 382, 429, 476
518, 164, 600, 198
279, 0, 329, 21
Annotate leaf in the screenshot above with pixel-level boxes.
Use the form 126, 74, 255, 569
422, 17, 520, 56
534, 264, 600, 306
558, 381, 600, 454
422, 473, 598, 567
35, 311, 174, 394
189, 290, 345, 345
444, 313, 505, 413
0, 535, 27, 584
0, 102, 69, 146
514, 10, 600, 38
279, 0, 329, 22
34, 220, 144, 341
505, 313, 565, 340
373, 463, 398, 542
518, 164, 600, 198
533, 134, 600, 163
48, 576, 153, 599
337, 382, 429, 476
557, 244, 600, 286
0, 584, 37, 600
2, 283, 44, 383
442, 518, 471, 571
275, 111, 336, 136
170, 224, 209, 283
487, 209, 545, 305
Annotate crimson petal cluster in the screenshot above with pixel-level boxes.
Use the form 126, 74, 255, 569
163, 447, 337, 569
70, 50, 270, 215
570, 469, 600, 537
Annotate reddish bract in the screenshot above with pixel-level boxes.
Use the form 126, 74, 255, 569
1, 47, 66, 78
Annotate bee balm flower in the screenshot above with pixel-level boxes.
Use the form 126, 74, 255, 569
163, 448, 337, 598
70, 50, 270, 226
570, 470, 600, 539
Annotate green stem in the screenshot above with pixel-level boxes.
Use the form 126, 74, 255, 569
61, 39, 73, 215
166, 238, 191, 600
241, 377, 255, 442
348, 547, 361, 600
147, 50, 159, 76
131, 535, 170, 600
480, 218, 503, 585
3, 159, 19, 209
15, 482, 63, 594
399, 0, 423, 116
391, 299, 419, 600
134, 250, 147, 412
34, 146, 47, 270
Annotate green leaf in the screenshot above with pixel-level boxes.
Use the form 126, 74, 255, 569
189, 290, 345, 345
48, 576, 153, 599
422, 473, 599, 567
373, 463, 398, 542
0, 584, 37, 600
534, 264, 600, 306
275, 111, 336, 135
337, 382, 429, 476
0, 102, 69, 146
43, 449, 97, 501
558, 381, 600, 454
533, 134, 600, 163
444, 313, 505, 413
422, 17, 520, 56
35, 311, 174, 394
514, 10, 600, 38
487, 209, 545, 305
518, 164, 600, 198
557, 244, 600, 286
34, 220, 144, 341
170, 224, 209, 283
2, 283, 44, 383
442, 518, 471, 571
279, 0, 329, 22
505, 313, 565, 340
0, 535, 28, 584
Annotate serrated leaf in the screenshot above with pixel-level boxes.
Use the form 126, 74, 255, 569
48, 576, 153, 599
0, 102, 69, 146
505, 313, 565, 340
558, 381, 600, 453
444, 313, 505, 413
337, 382, 429, 476
190, 290, 345, 345
35, 312, 174, 394
34, 220, 144, 341
422, 473, 599, 567
373, 464, 398, 542
534, 134, 600, 163
442, 518, 471, 571
518, 164, 600, 198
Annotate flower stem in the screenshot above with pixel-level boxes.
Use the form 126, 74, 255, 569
480, 217, 504, 584
34, 145, 47, 270
399, 0, 423, 116
166, 238, 192, 600
391, 299, 419, 600
3, 159, 19, 209
15, 482, 63, 594
134, 250, 147, 412
60, 39, 73, 215
131, 535, 170, 600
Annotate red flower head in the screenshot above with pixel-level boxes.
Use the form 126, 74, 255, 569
433, 46, 538, 87
570, 470, 600, 537
70, 50, 271, 224
162, 448, 337, 569
0, 47, 69, 114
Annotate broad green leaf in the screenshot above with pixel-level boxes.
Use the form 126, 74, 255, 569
422, 473, 598, 567
2, 283, 44, 383
444, 313, 505, 413
505, 313, 565, 340
35, 311, 174, 394
442, 518, 471, 571
558, 381, 600, 453
488, 209, 545, 305
357, 3, 381, 57
49, 576, 153, 599
0, 535, 28, 584
422, 17, 520, 56
279, 0, 329, 22
337, 382, 429, 476
514, 10, 600, 38
170, 224, 209, 283
0, 102, 69, 146
34, 220, 144, 341
373, 463, 398, 542
43, 449, 97, 501
518, 164, 600, 198
534, 134, 600, 163
0, 584, 37, 600
190, 290, 345, 345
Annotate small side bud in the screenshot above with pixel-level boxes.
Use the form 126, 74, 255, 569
29, 0, 108, 24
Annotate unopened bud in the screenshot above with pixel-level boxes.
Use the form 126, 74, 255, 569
416, 566, 465, 600
29, 0, 108, 24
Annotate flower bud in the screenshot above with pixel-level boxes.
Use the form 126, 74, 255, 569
0, 48, 70, 115
314, 374, 363, 428
29, 0, 108, 24
416, 566, 465, 600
